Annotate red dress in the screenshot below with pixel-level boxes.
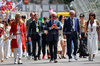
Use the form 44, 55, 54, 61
10, 22, 26, 49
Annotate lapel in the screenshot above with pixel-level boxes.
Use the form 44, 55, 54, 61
33, 21, 36, 29
49, 19, 52, 26
68, 17, 72, 27
74, 17, 77, 29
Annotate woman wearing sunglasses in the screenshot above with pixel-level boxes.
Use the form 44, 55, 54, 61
85, 12, 99, 61
9, 13, 27, 64
78, 13, 88, 58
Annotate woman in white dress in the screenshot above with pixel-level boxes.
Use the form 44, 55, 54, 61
0, 20, 7, 62
4, 22, 11, 59
85, 12, 99, 61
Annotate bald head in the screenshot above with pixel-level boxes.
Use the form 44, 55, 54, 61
70, 10, 75, 18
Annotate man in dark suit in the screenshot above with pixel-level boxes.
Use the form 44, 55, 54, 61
28, 14, 43, 61
63, 10, 81, 62
45, 12, 62, 63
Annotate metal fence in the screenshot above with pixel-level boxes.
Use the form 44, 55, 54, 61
22, 4, 67, 18
70, 0, 100, 49
70, 0, 100, 21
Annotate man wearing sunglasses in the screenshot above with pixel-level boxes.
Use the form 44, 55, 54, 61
45, 12, 62, 63
63, 10, 81, 62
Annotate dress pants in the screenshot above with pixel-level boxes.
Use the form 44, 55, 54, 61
4, 39, 11, 58
0, 35, 4, 60
13, 35, 22, 59
32, 38, 42, 58
42, 34, 50, 55
67, 33, 78, 59
49, 38, 58, 60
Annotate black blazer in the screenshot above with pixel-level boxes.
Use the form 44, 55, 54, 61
28, 21, 43, 40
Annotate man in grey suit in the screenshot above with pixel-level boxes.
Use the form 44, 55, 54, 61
45, 12, 62, 63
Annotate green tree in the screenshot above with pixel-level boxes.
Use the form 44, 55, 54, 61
63, 0, 74, 4
49, 0, 74, 4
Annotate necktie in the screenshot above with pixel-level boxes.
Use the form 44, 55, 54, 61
71, 18, 74, 31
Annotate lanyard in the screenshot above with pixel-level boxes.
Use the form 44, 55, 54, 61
35, 22, 39, 32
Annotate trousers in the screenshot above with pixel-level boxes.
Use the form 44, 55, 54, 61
13, 35, 22, 59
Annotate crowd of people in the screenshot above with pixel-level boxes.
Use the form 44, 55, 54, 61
0, 10, 100, 64
0, 0, 16, 14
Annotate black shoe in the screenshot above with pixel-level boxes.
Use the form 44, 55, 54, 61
50, 59, 53, 63
62, 56, 66, 59
54, 59, 58, 63
38, 56, 41, 60
48, 57, 50, 59
83, 56, 87, 58
34, 57, 37, 61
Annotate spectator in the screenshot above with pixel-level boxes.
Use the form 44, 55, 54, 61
85, 12, 99, 61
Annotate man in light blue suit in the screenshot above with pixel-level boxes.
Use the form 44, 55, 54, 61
63, 10, 81, 62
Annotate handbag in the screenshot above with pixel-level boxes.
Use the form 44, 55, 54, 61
11, 35, 16, 39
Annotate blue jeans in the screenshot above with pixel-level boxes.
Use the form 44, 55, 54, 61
27, 36, 32, 56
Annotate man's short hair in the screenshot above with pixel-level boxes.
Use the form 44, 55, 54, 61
44, 17, 48, 20
21, 15, 26, 19
30, 12, 35, 16
34, 14, 39, 16
51, 12, 57, 16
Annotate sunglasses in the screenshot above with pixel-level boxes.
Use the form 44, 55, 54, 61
90, 15, 94, 16
80, 16, 84, 17
18, 16, 21, 18
52, 16, 57, 18
70, 14, 75, 15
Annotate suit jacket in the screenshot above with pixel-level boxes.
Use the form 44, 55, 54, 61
45, 19, 62, 41
63, 17, 81, 38
28, 21, 43, 40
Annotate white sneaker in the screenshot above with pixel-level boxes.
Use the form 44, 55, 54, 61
14, 59, 17, 64
69, 58, 72, 62
11, 53, 14, 57
18, 60, 23, 64
27, 56, 31, 60
74, 55, 78, 60
26, 53, 28, 57
23, 52, 26, 57
32, 56, 34, 59
92, 57, 95, 61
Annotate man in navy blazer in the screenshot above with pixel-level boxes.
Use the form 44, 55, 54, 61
45, 12, 62, 63
63, 10, 81, 62
28, 14, 43, 61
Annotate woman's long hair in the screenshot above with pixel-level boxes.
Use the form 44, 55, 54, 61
59, 15, 64, 21
87, 12, 96, 26
14, 13, 23, 25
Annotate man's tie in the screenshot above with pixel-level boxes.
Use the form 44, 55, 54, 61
71, 18, 74, 31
